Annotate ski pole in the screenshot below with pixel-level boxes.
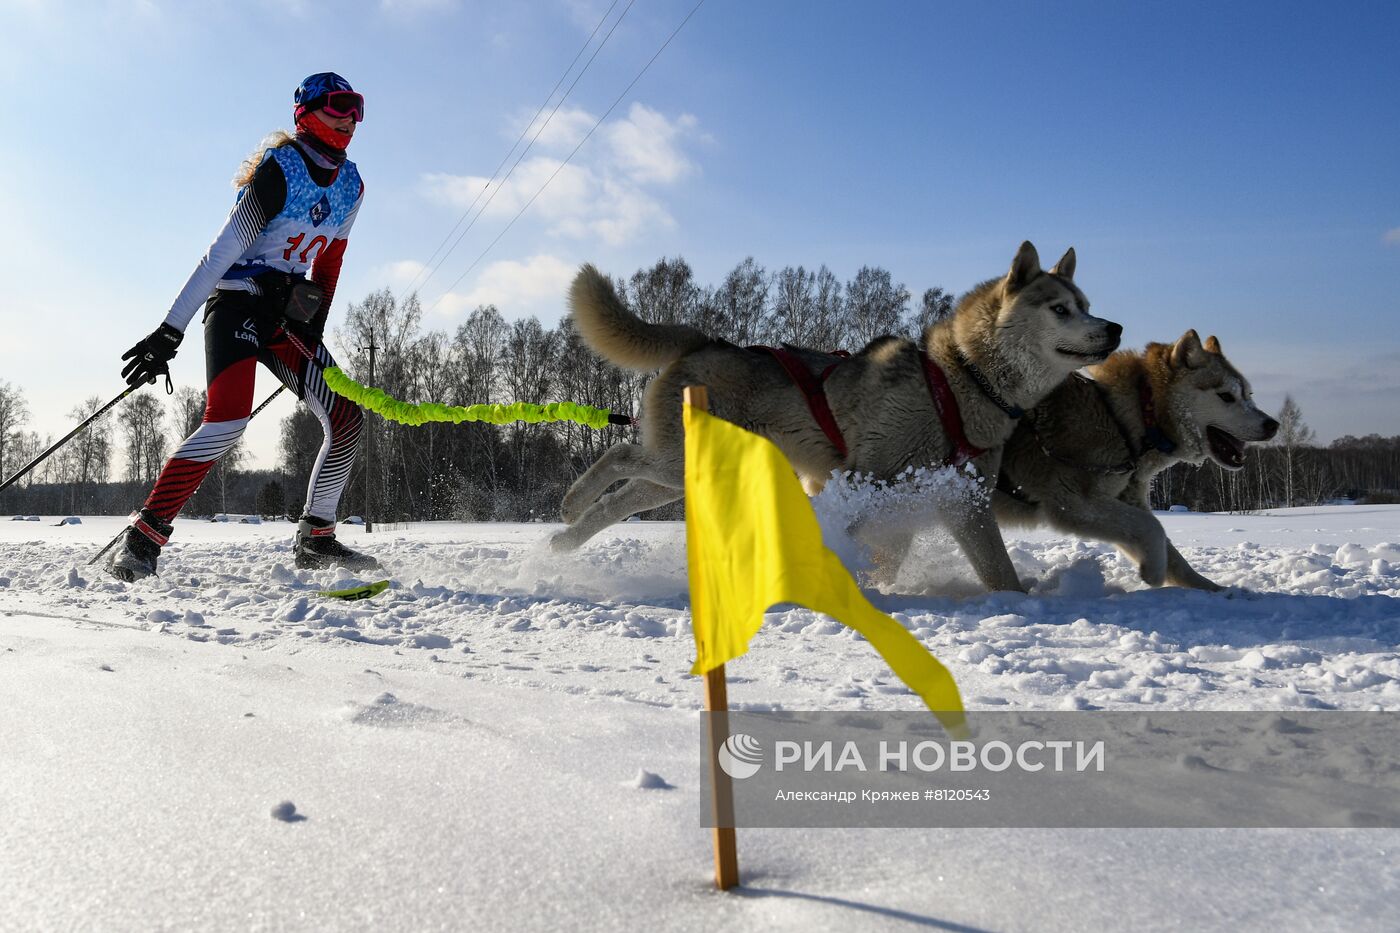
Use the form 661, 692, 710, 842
250, 385, 286, 419
0, 386, 136, 495
0, 383, 283, 498
86, 384, 287, 567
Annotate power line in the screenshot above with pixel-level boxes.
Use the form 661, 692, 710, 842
427, 0, 708, 315
411, 0, 637, 298
401, 0, 623, 299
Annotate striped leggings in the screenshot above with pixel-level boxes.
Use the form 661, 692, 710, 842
142, 290, 362, 524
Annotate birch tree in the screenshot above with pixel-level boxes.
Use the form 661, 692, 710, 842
1276, 395, 1314, 507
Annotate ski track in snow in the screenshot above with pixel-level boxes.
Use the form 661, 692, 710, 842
4, 509, 1400, 931
4, 509, 1399, 715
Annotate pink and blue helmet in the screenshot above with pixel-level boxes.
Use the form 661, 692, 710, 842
294, 72, 363, 122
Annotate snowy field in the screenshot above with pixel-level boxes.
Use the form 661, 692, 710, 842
2, 507, 1398, 931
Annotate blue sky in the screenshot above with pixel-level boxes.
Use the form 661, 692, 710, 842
1, 0, 1397, 473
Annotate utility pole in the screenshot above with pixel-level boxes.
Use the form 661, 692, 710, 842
359, 327, 379, 534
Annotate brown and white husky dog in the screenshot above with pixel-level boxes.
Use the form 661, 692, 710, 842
996, 330, 1279, 590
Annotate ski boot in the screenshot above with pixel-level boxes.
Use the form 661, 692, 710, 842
106, 510, 172, 582
293, 515, 380, 571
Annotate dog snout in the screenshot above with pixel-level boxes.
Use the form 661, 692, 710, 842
1261, 416, 1279, 440
1104, 321, 1123, 349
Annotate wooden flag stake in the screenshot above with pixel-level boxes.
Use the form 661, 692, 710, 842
685, 384, 740, 891
705, 663, 740, 891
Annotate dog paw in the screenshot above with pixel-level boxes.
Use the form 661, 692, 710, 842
1138, 553, 1168, 587
548, 529, 579, 553
559, 497, 583, 525
865, 549, 901, 587
1171, 573, 1223, 592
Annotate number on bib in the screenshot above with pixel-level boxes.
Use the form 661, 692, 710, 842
282, 234, 329, 265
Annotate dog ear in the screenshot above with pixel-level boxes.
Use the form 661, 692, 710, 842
1007, 241, 1041, 293
1050, 247, 1076, 280
1204, 335, 1221, 354
1171, 330, 1207, 369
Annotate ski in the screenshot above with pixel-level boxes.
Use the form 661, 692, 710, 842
317, 580, 391, 600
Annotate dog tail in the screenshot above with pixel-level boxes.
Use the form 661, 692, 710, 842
569, 264, 710, 371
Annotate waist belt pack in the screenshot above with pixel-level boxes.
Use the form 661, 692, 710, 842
284, 279, 324, 323
250, 271, 324, 324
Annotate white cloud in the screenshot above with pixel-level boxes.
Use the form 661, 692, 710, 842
372, 259, 430, 292
422, 155, 673, 248
512, 106, 596, 152
604, 103, 698, 184
1384, 228, 1400, 246
419, 172, 488, 210
433, 254, 577, 319
549, 176, 675, 246
423, 158, 594, 223
417, 102, 699, 251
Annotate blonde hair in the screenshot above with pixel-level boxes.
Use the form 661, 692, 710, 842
233, 130, 296, 188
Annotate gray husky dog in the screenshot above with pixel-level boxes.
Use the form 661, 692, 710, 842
552, 242, 1122, 593
995, 330, 1279, 591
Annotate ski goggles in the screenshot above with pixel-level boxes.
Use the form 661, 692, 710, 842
306, 90, 364, 122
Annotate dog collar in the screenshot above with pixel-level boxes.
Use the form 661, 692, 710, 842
954, 351, 1025, 420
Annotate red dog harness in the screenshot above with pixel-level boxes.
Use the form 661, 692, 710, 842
753, 345, 984, 469
919, 352, 985, 467
751, 346, 849, 459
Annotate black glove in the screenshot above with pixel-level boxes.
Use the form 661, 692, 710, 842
121, 323, 183, 389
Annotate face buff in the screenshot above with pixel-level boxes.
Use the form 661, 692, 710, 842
295, 112, 351, 163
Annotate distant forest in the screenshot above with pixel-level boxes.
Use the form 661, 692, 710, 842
2, 256, 1397, 522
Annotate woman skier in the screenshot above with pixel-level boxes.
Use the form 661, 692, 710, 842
109, 72, 376, 581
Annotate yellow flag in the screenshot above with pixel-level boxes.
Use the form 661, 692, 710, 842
684, 403, 967, 737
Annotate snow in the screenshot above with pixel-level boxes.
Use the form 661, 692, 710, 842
2, 507, 1399, 930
